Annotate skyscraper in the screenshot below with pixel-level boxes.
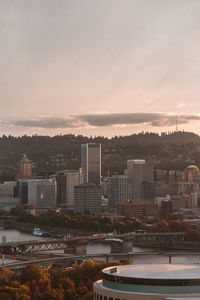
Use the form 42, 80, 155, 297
127, 159, 154, 200
74, 183, 102, 215
81, 143, 101, 185
107, 175, 131, 212
19, 178, 57, 207
56, 170, 79, 207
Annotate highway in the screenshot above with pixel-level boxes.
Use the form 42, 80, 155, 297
2, 251, 200, 269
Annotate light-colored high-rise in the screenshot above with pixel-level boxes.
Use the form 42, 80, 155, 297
19, 178, 57, 207
107, 175, 131, 212
127, 159, 154, 200
81, 143, 101, 185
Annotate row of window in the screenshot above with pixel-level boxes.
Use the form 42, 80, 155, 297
93, 292, 126, 300
103, 273, 200, 286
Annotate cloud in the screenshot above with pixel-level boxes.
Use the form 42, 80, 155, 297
79, 113, 200, 127
12, 117, 85, 129
9, 113, 200, 129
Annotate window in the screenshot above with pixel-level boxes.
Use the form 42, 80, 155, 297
100, 296, 102, 300
104, 297, 107, 300
103, 273, 200, 286
109, 298, 113, 300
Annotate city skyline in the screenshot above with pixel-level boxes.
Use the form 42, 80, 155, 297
1, 1, 200, 137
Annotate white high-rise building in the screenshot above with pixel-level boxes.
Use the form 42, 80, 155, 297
81, 143, 101, 185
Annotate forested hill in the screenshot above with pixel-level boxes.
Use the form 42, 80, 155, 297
1, 131, 200, 180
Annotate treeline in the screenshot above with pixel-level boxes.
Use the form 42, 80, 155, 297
10, 208, 145, 233
9, 209, 200, 241
1, 131, 200, 179
0, 259, 131, 299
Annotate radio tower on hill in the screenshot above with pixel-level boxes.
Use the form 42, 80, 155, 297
175, 115, 178, 131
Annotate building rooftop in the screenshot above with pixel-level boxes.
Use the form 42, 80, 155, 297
186, 165, 199, 171
103, 264, 200, 280
127, 159, 145, 164
20, 154, 30, 163
165, 298, 200, 300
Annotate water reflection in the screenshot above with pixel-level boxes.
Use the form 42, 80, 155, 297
0, 227, 43, 242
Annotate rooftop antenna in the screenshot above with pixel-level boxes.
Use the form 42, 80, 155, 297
175, 115, 178, 131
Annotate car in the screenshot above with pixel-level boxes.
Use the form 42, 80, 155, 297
128, 232, 136, 235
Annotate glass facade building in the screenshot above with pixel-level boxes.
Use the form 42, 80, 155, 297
81, 143, 101, 185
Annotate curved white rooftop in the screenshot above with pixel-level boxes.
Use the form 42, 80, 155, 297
103, 264, 200, 280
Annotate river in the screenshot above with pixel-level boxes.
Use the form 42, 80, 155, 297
1, 228, 200, 265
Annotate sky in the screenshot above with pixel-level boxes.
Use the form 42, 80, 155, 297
1, 0, 200, 137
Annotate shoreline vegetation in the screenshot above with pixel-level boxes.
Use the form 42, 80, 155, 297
2, 209, 200, 250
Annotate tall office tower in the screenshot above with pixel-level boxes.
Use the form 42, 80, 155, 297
74, 184, 102, 215
81, 143, 101, 185
56, 170, 79, 207
127, 159, 154, 200
19, 178, 57, 208
107, 175, 131, 212
142, 181, 157, 202
17, 154, 33, 181
19, 180, 28, 204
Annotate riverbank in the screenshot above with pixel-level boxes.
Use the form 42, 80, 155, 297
1, 219, 96, 236
3, 220, 200, 252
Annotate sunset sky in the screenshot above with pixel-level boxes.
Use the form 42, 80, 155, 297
1, 0, 200, 137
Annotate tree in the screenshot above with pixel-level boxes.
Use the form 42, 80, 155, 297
0, 268, 13, 285
21, 264, 47, 283
77, 286, 89, 296
80, 291, 93, 300
18, 295, 31, 300
32, 289, 62, 300
64, 288, 76, 300
0, 292, 11, 300
59, 277, 75, 290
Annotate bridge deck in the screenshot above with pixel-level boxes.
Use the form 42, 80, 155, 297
0, 232, 186, 254
2, 251, 200, 269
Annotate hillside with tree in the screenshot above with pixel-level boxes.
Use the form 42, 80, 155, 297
0, 131, 200, 181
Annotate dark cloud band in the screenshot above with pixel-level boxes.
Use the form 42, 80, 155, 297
10, 113, 200, 129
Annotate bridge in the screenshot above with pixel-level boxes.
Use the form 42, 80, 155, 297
2, 250, 200, 270
0, 232, 186, 255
